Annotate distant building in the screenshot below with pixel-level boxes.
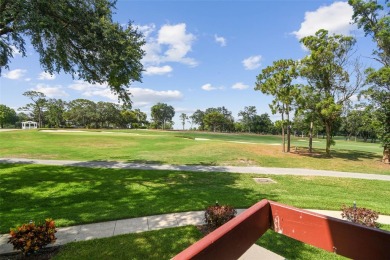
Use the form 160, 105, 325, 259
22, 121, 38, 129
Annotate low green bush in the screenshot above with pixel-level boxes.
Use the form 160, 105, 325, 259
8, 219, 57, 255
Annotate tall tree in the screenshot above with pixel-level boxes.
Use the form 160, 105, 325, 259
204, 111, 225, 132
255, 59, 300, 152
65, 99, 97, 128
252, 113, 273, 134
21, 91, 46, 127
45, 98, 66, 128
151, 103, 175, 130
0, 104, 17, 128
0, 0, 144, 105
295, 85, 322, 153
120, 109, 137, 128
95, 101, 120, 128
180, 113, 188, 130
238, 106, 257, 133
131, 108, 147, 128
349, 0, 390, 163
190, 110, 205, 131
300, 30, 365, 155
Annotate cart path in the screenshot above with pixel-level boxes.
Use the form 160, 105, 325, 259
1, 157, 389, 181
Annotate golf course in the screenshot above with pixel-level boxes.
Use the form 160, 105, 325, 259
0, 129, 389, 259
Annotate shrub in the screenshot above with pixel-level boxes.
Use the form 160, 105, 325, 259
341, 205, 379, 228
204, 203, 237, 231
8, 218, 57, 255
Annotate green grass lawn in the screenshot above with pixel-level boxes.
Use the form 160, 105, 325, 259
0, 129, 388, 174
54, 226, 202, 260
1, 163, 389, 233
52, 226, 346, 260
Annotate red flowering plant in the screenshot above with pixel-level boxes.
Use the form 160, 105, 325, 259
204, 202, 237, 231
341, 204, 379, 228
8, 218, 57, 255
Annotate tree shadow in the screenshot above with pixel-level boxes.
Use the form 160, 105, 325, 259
293, 147, 381, 162
0, 163, 279, 234
256, 230, 341, 259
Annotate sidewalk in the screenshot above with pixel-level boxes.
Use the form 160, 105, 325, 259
1, 209, 389, 257
1, 158, 390, 181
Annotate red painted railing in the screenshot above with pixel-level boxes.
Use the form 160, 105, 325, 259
174, 200, 390, 260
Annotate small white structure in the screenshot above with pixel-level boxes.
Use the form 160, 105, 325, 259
22, 121, 38, 129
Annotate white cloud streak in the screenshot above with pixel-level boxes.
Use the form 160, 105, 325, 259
214, 35, 227, 47
68, 80, 183, 106
38, 72, 56, 80
292, 2, 356, 39
242, 55, 262, 70
33, 84, 69, 97
232, 82, 249, 90
201, 83, 224, 91
3, 69, 26, 80
144, 65, 173, 75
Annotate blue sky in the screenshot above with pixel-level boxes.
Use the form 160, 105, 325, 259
0, 0, 379, 129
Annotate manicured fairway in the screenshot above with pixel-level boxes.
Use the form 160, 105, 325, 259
1, 163, 389, 233
0, 130, 388, 174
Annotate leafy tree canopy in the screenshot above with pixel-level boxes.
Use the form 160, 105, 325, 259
349, 0, 390, 161
0, 0, 145, 106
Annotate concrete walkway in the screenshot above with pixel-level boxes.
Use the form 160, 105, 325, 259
1, 158, 390, 181
0, 209, 282, 259
1, 209, 390, 257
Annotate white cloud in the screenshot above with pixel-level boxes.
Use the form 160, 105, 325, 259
144, 65, 173, 75
137, 23, 156, 38
292, 2, 356, 39
3, 69, 26, 80
131, 87, 183, 106
10, 46, 22, 56
201, 83, 224, 91
175, 107, 196, 114
232, 82, 249, 90
141, 23, 197, 67
68, 80, 183, 106
33, 84, 69, 97
214, 35, 227, 47
38, 72, 56, 80
25, 78, 31, 82
242, 55, 262, 70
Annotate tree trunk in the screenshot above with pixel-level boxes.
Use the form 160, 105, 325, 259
281, 112, 285, 153
325, 122, 332, 156
383, 146, 390, 164
286, 110, 290, 152
309, 121, 313, 153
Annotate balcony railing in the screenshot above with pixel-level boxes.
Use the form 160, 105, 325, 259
174, 199, 390, 260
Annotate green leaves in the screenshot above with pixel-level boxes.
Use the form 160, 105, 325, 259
1, 0, 145, 106
151, 103, 175, 130
349, 0, 390, 154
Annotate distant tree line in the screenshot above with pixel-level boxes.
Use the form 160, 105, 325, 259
1, 91, 148, 129
0, 90, 383, 141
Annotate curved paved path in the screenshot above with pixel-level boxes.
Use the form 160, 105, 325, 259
1, 157, 389, 181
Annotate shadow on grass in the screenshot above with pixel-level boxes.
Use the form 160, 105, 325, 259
55, 226, 203, 260
294, 147, 381, 162
0, 163, 278, 234
257, 230, 343, 259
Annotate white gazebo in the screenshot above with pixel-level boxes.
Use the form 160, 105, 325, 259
22, 121, 38, 129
